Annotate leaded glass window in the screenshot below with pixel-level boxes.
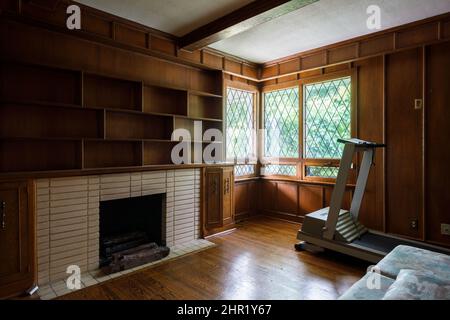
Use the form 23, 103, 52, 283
264, 87, 299, 158
263, 164, 297, 176
305, 166, 339, 178
303, 77, 351, 159
234, 164, 255, 177
226, 88, 255, 162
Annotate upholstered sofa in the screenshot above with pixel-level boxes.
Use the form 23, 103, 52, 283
339, 245, 450, 300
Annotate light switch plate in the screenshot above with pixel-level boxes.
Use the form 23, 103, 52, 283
441, 223, 450, 236
414, 99, 423, 110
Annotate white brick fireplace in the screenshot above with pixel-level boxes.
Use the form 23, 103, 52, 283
35, 169, 201, 286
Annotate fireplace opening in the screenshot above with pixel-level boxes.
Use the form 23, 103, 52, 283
99, 193, 170, 274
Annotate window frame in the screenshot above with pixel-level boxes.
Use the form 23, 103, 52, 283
261, 69, 356, 182
224, 80, 258, 179
261, 82, 301, 178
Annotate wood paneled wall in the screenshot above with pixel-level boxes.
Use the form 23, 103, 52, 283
0, 0, 259, 80
258, 179, 353, 223
2, 3, 449, 247
425, 41, 450, 246
258, 45, 450, 247
385, 48, 424, 239
234, 179, 259, 221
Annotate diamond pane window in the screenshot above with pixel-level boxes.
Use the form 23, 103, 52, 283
263, 164, 297, 176
226, 88, 255, 161
303, 77, 351, 159
234, 164, 255, 177
305, 166, 339, 178
264, 87, 299, 158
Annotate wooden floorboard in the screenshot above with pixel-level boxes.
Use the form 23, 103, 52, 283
58, 217, 368, 300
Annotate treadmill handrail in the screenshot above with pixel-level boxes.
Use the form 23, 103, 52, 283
337, 138, 386, 148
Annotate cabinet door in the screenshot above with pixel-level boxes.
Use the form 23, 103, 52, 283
205, 168, 223, 229
0, 180, 34, 298
222, 167, 234, 226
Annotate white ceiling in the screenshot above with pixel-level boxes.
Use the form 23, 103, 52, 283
210, 0, 450, 62
76, 0, 254, 36
76, 0, 450, 63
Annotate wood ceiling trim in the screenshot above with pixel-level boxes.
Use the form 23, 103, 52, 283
2, 1, 450, 83
259, 12, 450, 81
178, 0, 318, 51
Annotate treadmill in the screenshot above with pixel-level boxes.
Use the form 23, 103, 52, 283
295, 138, 450, 263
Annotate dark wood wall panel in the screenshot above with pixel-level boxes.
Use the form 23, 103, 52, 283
105, 112, 173, 140
276, 182, 298, 216
260, 48, 450, 248
0, 140, 81, 172
425, 41, 450, 246
1, 0, 259, 80
0, 62, 81, 105
259, 179, 353, 223
0, 104, 103, 139
396, 23, 439, 49
115, 24, 147, 48
143, 86, 187, 115
234, 180, 259, 221
83, 74, 141, 110
355, 56, 385, 231
0, 20, 221, 96
261, 181, 276, 212
82, 11, 111, 38
385, 48, 423, 239
324, 188, 352, 210
83, 141, 142, 169
299, 184, 323, 216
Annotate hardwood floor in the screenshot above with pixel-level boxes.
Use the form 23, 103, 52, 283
58, 217, 368, 300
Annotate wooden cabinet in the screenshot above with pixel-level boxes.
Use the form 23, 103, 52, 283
0, 180, 35, 299
203, 167, 234, 236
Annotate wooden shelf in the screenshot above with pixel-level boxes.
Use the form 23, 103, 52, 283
143, 141, 178, 165
143, 85, 187, 116
0, 103, 104, 139
176, 115, 223, 122
83, 140, 142, 168
189, 90, 222, 98
83, 74, 142, 111
0, 61, 224, 174
174, 118, 223, 142
105, 110, 173, 140
0, 61, 81, 105
0, 139, 82, 172
188, 93, 223, 120
142, 81, 222, 99
0, 99, 82, 110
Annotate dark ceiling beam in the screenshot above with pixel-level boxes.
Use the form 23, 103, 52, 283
178, 0, 318, 52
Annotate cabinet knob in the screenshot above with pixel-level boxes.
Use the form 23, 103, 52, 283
1, 201, 5, 231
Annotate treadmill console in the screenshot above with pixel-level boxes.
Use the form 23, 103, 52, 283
337, 138, 386, 148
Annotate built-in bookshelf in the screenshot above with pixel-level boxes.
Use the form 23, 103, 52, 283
0, 60, 224, 173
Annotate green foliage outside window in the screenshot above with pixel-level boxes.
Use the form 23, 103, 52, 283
264, 88, 299, 158
226, 88, 254, 161
303, 77, 351, 159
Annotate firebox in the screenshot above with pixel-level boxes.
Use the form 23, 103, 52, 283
99, 193, 169, 273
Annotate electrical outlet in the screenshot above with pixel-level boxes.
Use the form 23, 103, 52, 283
410, 219, 418, 230
441, 223, 450, 236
